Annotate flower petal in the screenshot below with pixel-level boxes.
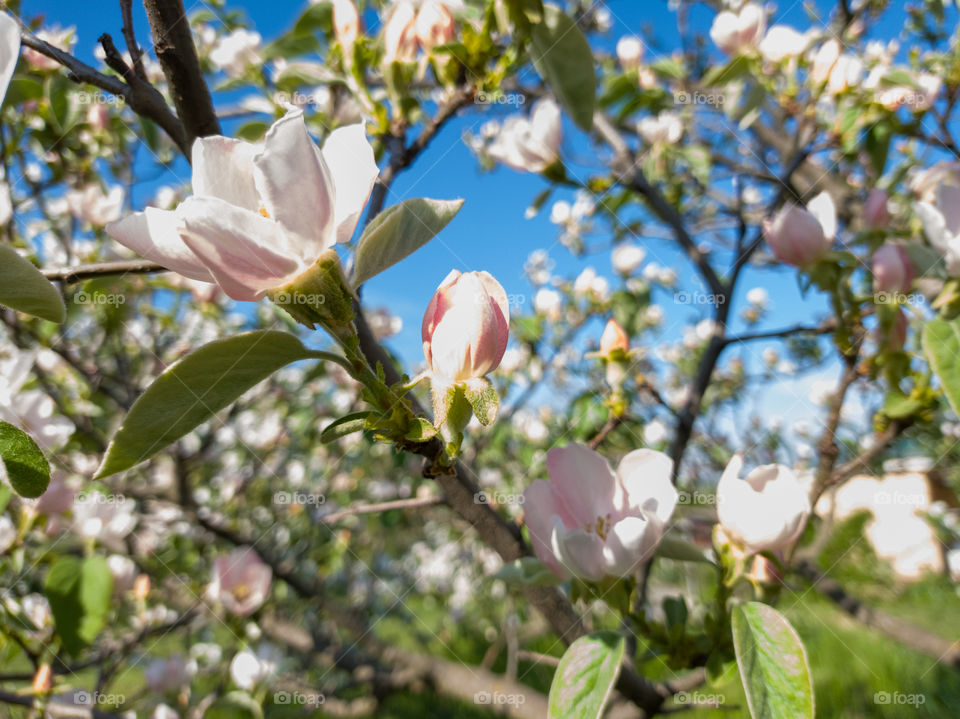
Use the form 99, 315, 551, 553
0, 13, 20, 104
253, 110, 335, 261
176, 196, 302, 301
522, 480, 568, 578
616, 449, 677, 523
192, 135, 262, 211
321, 123, 380, 243
545, 443, 618, 529
807, 191, 837, 240
553, 520, 606, 582
106, 208, 213, 282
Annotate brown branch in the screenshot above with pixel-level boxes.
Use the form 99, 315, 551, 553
142, 0, 221, 145
119, 0, 147, 80
42, 260, 168, 283
19, 29, 188, 155
722, 319, 838, 346
0, 691, 122, 719
320, 495, 443, 524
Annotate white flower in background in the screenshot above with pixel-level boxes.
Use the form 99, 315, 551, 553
485, 98, 562, 174
72, 493, 137, 547
210, 29, 262, 77
107, 554, 138, 595
644, 305, 664, 324
716, 454, 811, 554
616, 36, 644, 69
152, 705, 180, 719
910, 161, 960, 202
643, 419, 668, 446
776, 359, 797, 374
65, 184, 124, 227
533, 287, 562, 320
524, 249, 553, 285
145, 654, 191, 692
0, 345, 75, 452
746, 287, 769, 308
657, 267, 677, 287
107, 109, 378, 301
758, 25, 810, 63
0, 14, 19, 109
810, 40, 863, 95
21, 594, 52, 638
23, 26, 75, 71
550, 201, 571, 225
612, 244, 646, 276
915, 183, 960, 275
638, 112, 683, 145
0, 515, 16, 553
710, 3, 765, 55
761, 347, 778, 365
573, 267, 610, 302
229, 644, 281, 690
210, 546, 273, 616
523, 444, 678, 580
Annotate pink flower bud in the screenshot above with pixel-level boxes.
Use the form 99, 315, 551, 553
863, 188, 891, 229
872, 243, 913, 294
422, 270, 510, 382
762, 199, 833, 267
598, 318, 629, 357
383, 0, 418, 64
332, 0, 362, 57
415, 0, 456, 52
885, 309, 908, 351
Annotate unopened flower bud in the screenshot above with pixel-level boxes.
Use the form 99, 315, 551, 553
872, 243, 913, 294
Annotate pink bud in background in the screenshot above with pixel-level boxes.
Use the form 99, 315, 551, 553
863, 188, 891, 229
872, 243, 913, 294
709, 3, 765, 55
209, 546, 272, 616
422, 270, 510, 382
762, 202, 832, 267
886, 309, 909, 351
415, 0, 456, 52
598, 318, 630, 357
86, 103, 110, 132
331, 0, 362, 57
383, 0, 418, 64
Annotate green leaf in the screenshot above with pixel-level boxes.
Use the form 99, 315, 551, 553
530, 4, 596, 132
657, 532, 715, 564
45, 556, 113, 655
205, 691, 264, 719
702, 55, 752, 87
0, 421, 50, 498
732, 602, 815, 719
0, 245, 66, 323
321, 411, 374, 443
463, 377, 500, 426
236, 120, 271, 141
865, 121, 893, 176
493, 557, 562, 585
548, 632, 626, 719
923, 318, 960, 417
352, 198, 464, 287
882, 391, 923, 419
97, 331, 319, 477
403, 417, 438, 442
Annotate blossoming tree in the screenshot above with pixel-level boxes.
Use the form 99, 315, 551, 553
2, 0, 960, 717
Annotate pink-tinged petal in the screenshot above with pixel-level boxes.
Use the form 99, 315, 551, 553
0, 14, 20, 104
915, 201, 951, 252
106, 209, 213, 282
554, 522, 606, 582
603, 515, 657, 576
191, 135, 261, 211
545, 443, 618, 529
616, 449, 677, 523
522, 480, 568, 578
806, 191, 837, 240
176, 196, 302, 301
421, 269, 460, 368
938, 184, 960, 236
321, 123, 380, 243
253, 110, 335, 261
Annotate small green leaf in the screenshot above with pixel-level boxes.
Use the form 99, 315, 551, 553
205, 691, 264, 719
0, 245, 66, 323
97, 331, 319, 477
732, 602, 815, 719
702, 55, 752, 87
548, 632, 626, 719
493, 557, 561, 586
403, 417, 438, 442
923, 318, 960, 417
352, 198, 464, 287
463, 377, 499, 426
657, 533, 715, 564
0, 421, 50, 498
321, 411, 375, 443
530, 4, 596, 132
45, 556, 113, 655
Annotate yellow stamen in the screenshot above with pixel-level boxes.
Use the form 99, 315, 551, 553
258, 206, 270, 218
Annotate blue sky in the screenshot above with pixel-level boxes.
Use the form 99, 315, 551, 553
23, 0, 929, 447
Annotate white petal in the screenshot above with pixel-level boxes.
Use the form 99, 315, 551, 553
0, 14, 20, 105
321, 123, 379, 243
616, 449, 677, 523
176, 196, 302, 301
806, 191, 837, 240
253, 110, 335, 260
106, 209, 213, 281
915, 201, 951, 254
191, 135, 261, 211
